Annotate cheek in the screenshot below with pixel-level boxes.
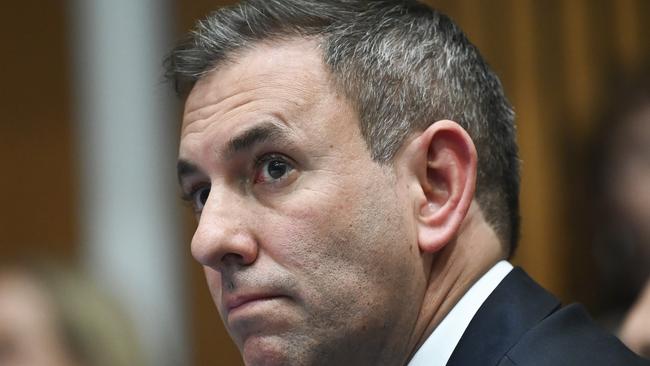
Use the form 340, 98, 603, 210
263, 177, 419, 305
261, 188, 371, 271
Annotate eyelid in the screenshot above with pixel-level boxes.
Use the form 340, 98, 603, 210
180, 180, 206, 201
253, 152, 298, 185
180, 182, 209, 206
254, 152, 291, 166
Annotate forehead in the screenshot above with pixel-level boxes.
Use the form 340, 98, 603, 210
179, 38, 365, 165
182, 39, 333, 131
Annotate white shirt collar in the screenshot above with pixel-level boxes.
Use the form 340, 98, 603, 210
407, 260, 513, 366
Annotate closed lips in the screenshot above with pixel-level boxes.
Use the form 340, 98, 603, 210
226, 294, 284, 312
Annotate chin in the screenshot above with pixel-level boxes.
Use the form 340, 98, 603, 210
241, 335, 296, 366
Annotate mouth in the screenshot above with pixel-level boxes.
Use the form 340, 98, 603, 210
226, 293, 286, 313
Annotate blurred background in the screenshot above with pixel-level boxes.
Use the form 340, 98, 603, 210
1, 0, 649, 365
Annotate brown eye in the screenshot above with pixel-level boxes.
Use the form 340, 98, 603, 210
254, 155, 294, 184
267, 160, 289, 179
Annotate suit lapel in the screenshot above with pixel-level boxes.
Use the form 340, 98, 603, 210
446, 268, 560, 366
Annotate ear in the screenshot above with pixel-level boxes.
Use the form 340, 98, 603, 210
398, 120, 477, 253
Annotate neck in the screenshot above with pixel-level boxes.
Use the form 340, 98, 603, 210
405, 204, 504, 363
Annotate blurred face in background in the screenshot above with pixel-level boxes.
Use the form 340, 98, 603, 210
177, 40, 427, 366
606, 101, 650, 281
609, 102, 650, 241
0, 271, 77, 366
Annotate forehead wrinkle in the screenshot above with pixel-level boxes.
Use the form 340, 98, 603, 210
182, 78, 315, 138
182, 94, 258, 139
181, 96, 305, 146
183, 83, 270, 132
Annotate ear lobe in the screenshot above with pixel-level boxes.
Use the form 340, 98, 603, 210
405, 120, 477, 253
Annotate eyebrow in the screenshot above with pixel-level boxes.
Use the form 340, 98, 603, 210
224, 122, 289, 159
176, 122, 292, 185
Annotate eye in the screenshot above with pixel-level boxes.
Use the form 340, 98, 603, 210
254, 155, 295, 184
189, 186, 211, 213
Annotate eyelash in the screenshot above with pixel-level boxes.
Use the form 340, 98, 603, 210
254, 153, 289, 170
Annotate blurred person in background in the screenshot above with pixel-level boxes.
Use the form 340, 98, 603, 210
587, 71, 650, 358
0, 258, 145, 366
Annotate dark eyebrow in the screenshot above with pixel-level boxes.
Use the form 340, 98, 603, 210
177, 160, 199, 185
224, 122, 289, 159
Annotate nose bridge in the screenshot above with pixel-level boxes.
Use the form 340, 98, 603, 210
191, 186, 258, 269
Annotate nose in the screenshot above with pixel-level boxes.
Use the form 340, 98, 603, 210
190, 189, 258, 271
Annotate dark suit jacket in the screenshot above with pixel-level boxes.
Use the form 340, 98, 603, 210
446, 268, 649, 366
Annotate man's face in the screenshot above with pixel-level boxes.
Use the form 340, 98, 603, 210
178, 40, 427, 365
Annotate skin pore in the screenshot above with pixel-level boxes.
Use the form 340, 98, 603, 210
177, 39, 504, 366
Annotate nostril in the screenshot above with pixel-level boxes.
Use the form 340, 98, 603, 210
221, 253, 245, 266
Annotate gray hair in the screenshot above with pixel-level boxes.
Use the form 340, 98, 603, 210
165, 0, 520, 256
